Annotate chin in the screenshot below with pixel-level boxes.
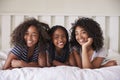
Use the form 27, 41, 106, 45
27, 45, 33, 48
77, 41, 83, 45
58, 46, 64, 49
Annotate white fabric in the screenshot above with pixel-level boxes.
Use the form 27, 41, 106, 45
107, 49, 120, 65
0, 66, 120, 80
91, 48, 108, 61
0, 49, 120, 80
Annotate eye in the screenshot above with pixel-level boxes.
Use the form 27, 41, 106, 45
75, 32, 78, 36
32, 33, 38, 37
54, 35, 59, 39
62, 35, 66, 38
82, 31, 87, 34
25, 32, 29, 35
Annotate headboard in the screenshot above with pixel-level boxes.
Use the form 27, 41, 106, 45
0, 13, 120, 53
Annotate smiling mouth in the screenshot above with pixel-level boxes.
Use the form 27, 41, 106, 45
78, 39, 86, 44
59, 42, 63, 45
27, 41, 33, 44
58, 42, 64, 46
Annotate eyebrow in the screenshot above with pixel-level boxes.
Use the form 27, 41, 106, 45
75, 29, 85, 32
33, 32, 39, 33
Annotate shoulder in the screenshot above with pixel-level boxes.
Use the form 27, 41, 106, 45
11, 44, 27, 53
70, 46, 80, 53
96, 47, 108, 57
97, 47, 108, 53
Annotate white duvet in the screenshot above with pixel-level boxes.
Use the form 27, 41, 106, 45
0, 66, 120, 80
0, 49, 120, 80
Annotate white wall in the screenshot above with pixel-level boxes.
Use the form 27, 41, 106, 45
0, 0, 120, 16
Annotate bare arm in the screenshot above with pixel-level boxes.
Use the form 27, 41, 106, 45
69, 50, 82, 68
38, 53, 47, 67
46, 53, 51, 67
11, 59, 39, 68
81, 38, 104, 69
82, 48, 104, 69
73, 50, 82, 68
52, 60, 68, 66
68, 53, 76, 66
2, 52, 17, 70
81, 47, 94, 68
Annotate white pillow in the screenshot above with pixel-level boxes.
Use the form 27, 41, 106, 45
0, 49, 10, 60
107, 49, 120, 65
0, 49, 10, 69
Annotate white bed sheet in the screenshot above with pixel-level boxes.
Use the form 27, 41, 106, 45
0, 66, 120, 80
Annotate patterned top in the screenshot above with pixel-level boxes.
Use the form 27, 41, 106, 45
10, 44, 40, 62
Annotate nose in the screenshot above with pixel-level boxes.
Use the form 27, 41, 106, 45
78, 34, 82, 39
58, 37, 63, 41
27, 35, 32, 40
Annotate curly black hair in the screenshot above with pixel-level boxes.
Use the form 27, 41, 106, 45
48, 25, 70, 63
11, 18, 50, 52
70, 17, 104, 51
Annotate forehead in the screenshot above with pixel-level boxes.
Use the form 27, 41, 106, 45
75, 26, 85, 32
53, 28, 65, 35
27, 26, 38, 32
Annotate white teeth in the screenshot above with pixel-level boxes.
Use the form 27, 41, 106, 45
58, 42, 64, 45
59, 42, 63, 44
28, 41, 32, 44
79, 39, 84, 43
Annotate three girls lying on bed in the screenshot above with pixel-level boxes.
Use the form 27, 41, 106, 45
3, 17, 117, 70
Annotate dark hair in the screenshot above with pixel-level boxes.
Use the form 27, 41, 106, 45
11, 18, 50, 52
70, 17, 104, 51
48, 25, 69, 63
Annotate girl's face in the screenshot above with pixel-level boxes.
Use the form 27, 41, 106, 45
24, 26, 39, 48
52, 28, 67, 50
75, 26, 89, 45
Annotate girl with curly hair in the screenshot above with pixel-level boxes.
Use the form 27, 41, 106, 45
47, 25, 70, 66
3, 18, 50, 69
69, 17, 117, 69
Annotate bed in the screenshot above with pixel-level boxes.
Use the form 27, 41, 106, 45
0, 66, 120, 80
0, 14, 120, 80
0, 49, 120, 80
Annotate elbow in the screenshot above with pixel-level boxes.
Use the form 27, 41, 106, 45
39, 64, 46, 67
2, 66, 7, 70
82, 64, 100, 69
38, 61, 46, 67
82, 64, 93, 69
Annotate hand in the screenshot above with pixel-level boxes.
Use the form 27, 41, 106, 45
82, 38, 93, 48
11, 59, 26, 68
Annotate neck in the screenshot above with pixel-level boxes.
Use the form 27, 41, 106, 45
55, 47, 63, 55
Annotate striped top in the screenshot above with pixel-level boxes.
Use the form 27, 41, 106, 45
10, 44, 40, 62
